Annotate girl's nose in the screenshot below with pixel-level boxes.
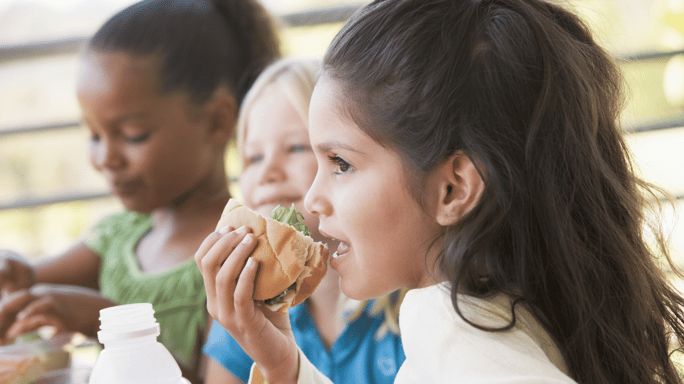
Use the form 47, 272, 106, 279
258, 153, 287, 183
90, 139, 124, 171
304, 172, 331, 218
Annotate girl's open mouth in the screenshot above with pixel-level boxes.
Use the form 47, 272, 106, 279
333, 241, 350, 259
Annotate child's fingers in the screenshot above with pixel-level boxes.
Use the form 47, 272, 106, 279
213, 233, 256, 319
0, 290, 34, 337
6, 313, 65, 341
198, 226, 249, 284
232, 253, 259, 317
194, 229, 229, 273
233, 258, 299, 383
198, 227, 253, 318
233, 252, 259, 312
15, 295, 58, 323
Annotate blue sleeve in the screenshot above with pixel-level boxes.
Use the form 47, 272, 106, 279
202, 320, 253, 382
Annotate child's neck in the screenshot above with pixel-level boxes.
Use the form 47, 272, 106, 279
134, 187, 230, 274
152, 189, 229, 230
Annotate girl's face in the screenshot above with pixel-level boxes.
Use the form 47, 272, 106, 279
239, 83, 322, 241
76, 51, 221, 213
305, 76, 445, 300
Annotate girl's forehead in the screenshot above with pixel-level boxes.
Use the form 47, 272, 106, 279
310, 76, 344, 119
245, 84, 308, 140
309, 76, 364, 135
78, 50, 162, 92
81, 51, 155, 76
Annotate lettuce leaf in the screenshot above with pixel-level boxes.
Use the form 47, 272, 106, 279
270, 204, 311, 237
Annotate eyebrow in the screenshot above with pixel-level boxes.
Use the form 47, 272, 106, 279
315, 140, 365, 155
113, 113, 150, 125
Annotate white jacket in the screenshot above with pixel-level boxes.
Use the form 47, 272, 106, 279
250, 283, 577, 384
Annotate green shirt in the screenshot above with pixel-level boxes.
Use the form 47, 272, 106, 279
84, 211, 207, 368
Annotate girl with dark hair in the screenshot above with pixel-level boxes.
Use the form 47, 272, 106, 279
195, 0, 684, 383
0, 0, 279, 381
201, 57, 405, 384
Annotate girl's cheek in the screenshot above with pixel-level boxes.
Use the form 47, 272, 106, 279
88, 143, 105, 171
239, 171, 256, 202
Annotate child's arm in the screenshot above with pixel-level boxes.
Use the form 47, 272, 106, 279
0, 243, 101, 297
0, 245, 104, 344
33, 242, 101, 289
248, 349, 333, 384
195, 227, 300, 384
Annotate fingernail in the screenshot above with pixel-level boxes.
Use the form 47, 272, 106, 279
246, 257, 256, 268
241, 234, 253, 244
237, 225, 248, 234
218, 225, 230, 235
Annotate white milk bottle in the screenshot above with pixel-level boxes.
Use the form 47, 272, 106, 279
89, 303, 190, 384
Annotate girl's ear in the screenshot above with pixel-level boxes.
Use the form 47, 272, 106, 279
433, 151, 484, 226
207, 93, 238, 145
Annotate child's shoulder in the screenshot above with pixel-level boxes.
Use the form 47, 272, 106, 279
402, 284, 532, 333
83, 210, 152, 249
95, 210, 152, 229
399, 284, 573, 382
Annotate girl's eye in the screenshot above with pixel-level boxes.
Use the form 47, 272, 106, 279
125, 133, 150, 143
289, 144, 310, 153
328, 155, 353, 174
245, 154, 263, 166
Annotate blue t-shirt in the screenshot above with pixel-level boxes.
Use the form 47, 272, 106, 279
203, 301, 405, 383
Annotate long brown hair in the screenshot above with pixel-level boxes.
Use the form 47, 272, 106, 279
322, 0, 684, 382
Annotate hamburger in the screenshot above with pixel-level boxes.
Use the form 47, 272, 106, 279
215, 199, 328, 312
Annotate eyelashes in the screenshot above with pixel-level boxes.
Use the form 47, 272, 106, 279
127, 133, 150, 143
327, 155, 352, 174
87, 132, 149, 144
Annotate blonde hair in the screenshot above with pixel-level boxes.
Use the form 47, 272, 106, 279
347, 288, 407, 339
237, 56, 405, 338
236, 56, 320, 165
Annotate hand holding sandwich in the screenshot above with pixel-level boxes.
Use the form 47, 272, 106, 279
196, 226, 299, 384
195, 199, 329, 384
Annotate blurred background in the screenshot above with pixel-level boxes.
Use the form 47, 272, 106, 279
0, 0, 683, 281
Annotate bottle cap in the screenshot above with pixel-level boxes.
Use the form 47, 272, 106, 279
97, 303, 161, 343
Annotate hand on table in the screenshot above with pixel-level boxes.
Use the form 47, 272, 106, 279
195, 226, 300, 384
0, 284, 113, 345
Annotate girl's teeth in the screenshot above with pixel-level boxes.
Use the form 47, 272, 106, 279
334, 241, 350, 259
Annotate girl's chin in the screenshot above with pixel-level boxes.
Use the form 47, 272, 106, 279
118, 198, 153, 214
339, 282, 379, 302
254, 207, 274, 218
